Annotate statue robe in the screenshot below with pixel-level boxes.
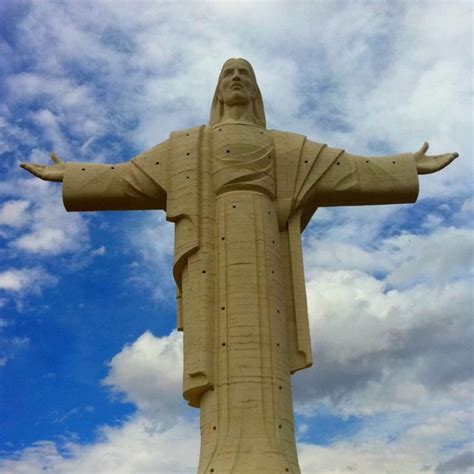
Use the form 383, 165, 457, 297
62, 125, 418, 472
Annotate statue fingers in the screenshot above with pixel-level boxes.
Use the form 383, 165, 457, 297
439, 152, 458, 168
50, 152, 62, 164
422, 153, 459, 173
418, 142, 429, 156
19, 163, 46, 178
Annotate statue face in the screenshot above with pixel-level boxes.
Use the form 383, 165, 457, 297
218, 60, 256, 106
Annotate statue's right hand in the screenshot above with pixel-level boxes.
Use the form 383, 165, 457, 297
19, 153, 65, 182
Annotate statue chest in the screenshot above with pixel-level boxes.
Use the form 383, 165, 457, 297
211, 123, 275, 198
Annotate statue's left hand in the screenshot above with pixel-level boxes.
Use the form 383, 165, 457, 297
414, 142, 458, 175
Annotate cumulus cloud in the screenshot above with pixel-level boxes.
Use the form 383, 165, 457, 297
0, 267, 56, 295
293, 201, 473, 416
436, 451, 474, 474
102, 330, 189, 428
0, 200, 30, 228
1, 178, 90, 256
0, 417, 199, 474
90, 245, 106, 257
0, 330, 199, 473
304, 224, 474, 288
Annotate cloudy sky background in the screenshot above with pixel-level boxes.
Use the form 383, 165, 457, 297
0, 1, 472, 473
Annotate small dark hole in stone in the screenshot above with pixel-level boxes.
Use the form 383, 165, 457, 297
221, 237, 225, 241
211, 470, 214, 473
202, 270, 206, 274
279, 424, 282, 429
221, 342, 226, 347
232, 205, 236, 209
366, 160, 369, 163
186, 133, 189, 136
279, 386, 282, 390
304, 160, 308, 163
268, 211, 271, 215
276, 343, 280, 347
186, 176, 189, 179
286, 469, 289, 472
211, 388, 215, 391
155, 161, 160, 165
81, 168, 85, 171
271, 270, 275, 274
213, 426, 216, 430
272, 240, 275, 244
226, 150, 230, 153
336, 162, 340, 165
186, 152, 190, 156
221, 306, 225, 310
277, 310, 280, 314
111, 166, 115, 169
219, 128, 222, 131
392, 161, 396, 164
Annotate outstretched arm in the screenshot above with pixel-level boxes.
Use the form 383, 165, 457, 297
293, 140, 458, 229
19, 145, 168, 212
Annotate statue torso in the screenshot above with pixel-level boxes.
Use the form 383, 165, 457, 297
212, 123, 275, 199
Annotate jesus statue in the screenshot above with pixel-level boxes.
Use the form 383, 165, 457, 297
20, 58, 458, 473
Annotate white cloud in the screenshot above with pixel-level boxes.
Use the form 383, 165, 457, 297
304, 225, 474, 288
0, 200, 29, 228
460, 197, 474, 216
0, 330, 199, 473
102, 330, 189, 428
295, 234, 473, 416
285, 194, 474, 471
0, 267, 56, 294
0, 417, 199, 474
385, 227, 474, 287
90, 245, 106, 257
3, 178, 90, 256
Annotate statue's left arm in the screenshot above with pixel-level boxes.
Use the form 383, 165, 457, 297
294, 140, 458, 228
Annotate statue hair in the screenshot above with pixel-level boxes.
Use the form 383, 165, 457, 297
209, 58, 266, 128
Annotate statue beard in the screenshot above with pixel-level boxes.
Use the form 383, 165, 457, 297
221, 90, 253, 107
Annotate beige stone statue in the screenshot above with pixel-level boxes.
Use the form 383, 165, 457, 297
20, 58, 458, 473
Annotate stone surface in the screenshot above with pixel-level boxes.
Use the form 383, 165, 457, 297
20, 58, 458, 473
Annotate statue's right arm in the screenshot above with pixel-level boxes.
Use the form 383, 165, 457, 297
19, 142, 169, 212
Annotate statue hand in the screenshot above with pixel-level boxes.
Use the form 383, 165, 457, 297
19, 153, 65, 182
414, 142, 458, 175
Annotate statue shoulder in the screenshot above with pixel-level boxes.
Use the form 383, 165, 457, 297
270, 129, 345, 162
130, 139, 170, 175
169, 125, 207, 140
129, 139, 171, 190
269, 129, 305, 145
269, 129, 331, 151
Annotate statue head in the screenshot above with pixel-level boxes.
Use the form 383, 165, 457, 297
210, 58, 266, 127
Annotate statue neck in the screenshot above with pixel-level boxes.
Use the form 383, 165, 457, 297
219, 103, 259, 126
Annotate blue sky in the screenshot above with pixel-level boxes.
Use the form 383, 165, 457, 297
0, 1, 472, 473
